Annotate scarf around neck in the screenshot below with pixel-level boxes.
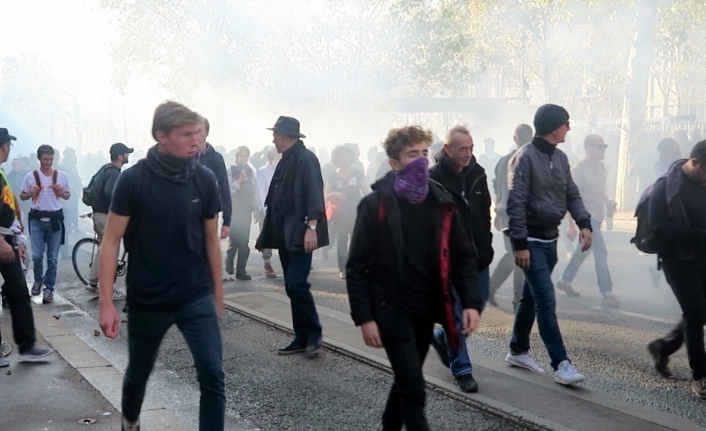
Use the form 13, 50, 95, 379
145, 144, 196, 184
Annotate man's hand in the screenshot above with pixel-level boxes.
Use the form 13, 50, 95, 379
99, 304, 121, 339
514, 249, 530, 270
304, 228, 318, 253
237, 169, 248, 183
0, 238, 15, 263
462, 309, 481, 335
579, 228, 593, 252
214, 293, 224, 319
220, 226, 230, 239
566, 225, 578, 242
361, 321, 383, 348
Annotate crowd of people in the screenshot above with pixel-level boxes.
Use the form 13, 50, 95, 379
0, 99, 705, 431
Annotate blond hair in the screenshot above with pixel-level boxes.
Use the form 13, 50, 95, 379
382, 126, 433, 160
445, 124, 471, 144
151, 101, 204, 140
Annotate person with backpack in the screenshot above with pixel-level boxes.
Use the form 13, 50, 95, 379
98, 101, 225, 431
20, 145, 71, 304
346, 126, 483, 430
643, 141, 706, 398
82, 142, 133, 300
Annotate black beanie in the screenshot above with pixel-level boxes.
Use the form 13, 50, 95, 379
534, 104, 570, 136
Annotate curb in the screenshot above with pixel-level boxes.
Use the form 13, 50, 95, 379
223, 299, 566, 431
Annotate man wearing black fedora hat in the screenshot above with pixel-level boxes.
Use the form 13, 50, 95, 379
256, 116, 329, 357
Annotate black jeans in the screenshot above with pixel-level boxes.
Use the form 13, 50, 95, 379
333, 212, 355, 273
661, 260, 706, 381
122, 294, 225, 430
379, 311, 434, 431
0, 240, 36, 353
279, 249, 322, 345
226, 209, 252, 273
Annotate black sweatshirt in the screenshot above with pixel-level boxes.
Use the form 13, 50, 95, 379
196, 144, 232, 226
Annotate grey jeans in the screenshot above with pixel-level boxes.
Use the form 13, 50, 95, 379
490, 233, 525, 311
559, 218, 613, 295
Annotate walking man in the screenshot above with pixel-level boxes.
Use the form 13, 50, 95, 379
347, 126, 483, 430
488, 124, 531, 310
428, 125, 493, 393
98, 101, 225, 431
20, 145, 71, 304
645, 141, 706, 398
196, 119, 231, 241
556, 135, 620, 306
256, 116, 328, 357
505, 104, 592, 385
83, 142, 133, 300
226, 146, 257, 281
0, 128, 53, 368
256, 146, 279, 278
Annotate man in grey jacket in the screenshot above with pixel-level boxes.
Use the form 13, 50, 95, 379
504, 104, 593, 386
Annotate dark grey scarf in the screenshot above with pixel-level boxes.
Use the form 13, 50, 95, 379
145, 144, 196, 184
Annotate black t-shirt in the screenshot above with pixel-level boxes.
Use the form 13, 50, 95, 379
327, 169, 363, 213
397, 194, 439, 317
110, 166, 219, 310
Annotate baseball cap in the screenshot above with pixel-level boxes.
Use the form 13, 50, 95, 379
109, 143, 134, 157
0, 128, 17, 144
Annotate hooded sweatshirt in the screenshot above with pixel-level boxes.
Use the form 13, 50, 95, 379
429, 151, 494, 270
196, 143, 232, 226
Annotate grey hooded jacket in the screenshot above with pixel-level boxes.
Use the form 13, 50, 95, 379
507, 137, 592, 251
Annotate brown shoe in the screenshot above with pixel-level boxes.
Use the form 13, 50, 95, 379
691, 378, 706, 399
601, 296, 621, 308
264, 262, 277, 279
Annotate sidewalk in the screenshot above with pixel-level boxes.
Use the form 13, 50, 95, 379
223, 291, 705, 431
0, 301, 188, 431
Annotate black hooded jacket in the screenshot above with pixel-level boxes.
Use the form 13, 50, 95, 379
196, 143, 232, 227
429, 151, 494, 270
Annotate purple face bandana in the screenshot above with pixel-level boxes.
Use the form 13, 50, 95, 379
393, 156, 430, 204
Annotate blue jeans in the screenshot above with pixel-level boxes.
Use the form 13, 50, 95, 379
279, 249, 322, 345
432, 267, 490, 377
122, 294, 225, 430
560, 219, 613, 295
510, 241, 568, 370
30, 219, 62, 291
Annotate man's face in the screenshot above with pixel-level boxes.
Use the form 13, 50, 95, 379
120, 153, 130, 165
389, 141, 429, 172
237, 153, 250, 165
11, 159, 20, 171
39, 153, 54, 170
586, 138, 607, 160
196, 123, 207, 148
553, 122, 571, 144
689, 160, 706, 185
156, 124, 200, 158
444, 132, 474, 168
0, 143, 11, 164
272, 132, 290, 153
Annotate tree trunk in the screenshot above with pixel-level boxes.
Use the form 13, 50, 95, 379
615, 0, 658, 211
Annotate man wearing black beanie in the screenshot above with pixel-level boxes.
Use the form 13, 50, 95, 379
504, 104, 593, 386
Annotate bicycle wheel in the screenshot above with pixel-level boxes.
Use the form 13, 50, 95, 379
72, 237, 99, 286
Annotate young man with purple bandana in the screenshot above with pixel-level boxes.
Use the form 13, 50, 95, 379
346, 126, 484, 431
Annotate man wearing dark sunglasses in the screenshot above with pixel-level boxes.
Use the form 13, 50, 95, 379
555, 135, 620, 307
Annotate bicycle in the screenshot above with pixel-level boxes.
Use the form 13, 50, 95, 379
72, 212, 127, 287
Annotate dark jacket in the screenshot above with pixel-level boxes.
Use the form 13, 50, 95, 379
346, 172, 483, 349
256, 141, 329, 252
649, 160, 706, 262
507, 138, 591, 250
196, 143, 232, 227
430, 151, 494, 269
92, 163, 121, 214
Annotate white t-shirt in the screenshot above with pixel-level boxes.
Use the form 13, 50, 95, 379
21, 170, 71, 216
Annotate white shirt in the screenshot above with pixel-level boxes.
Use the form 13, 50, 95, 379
21, 170, 71, 217
256, 163, 276, 215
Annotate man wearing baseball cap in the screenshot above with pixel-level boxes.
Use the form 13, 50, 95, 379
83, 142, 133, 299
504, 104, 593, 386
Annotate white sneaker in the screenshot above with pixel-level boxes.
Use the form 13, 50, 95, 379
505, 353, 545, 374
554, 360, 585, 385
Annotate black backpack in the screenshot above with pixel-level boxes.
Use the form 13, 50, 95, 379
630, 181, 660, 254
82, 164, 119, 207
123, 161, 210, 254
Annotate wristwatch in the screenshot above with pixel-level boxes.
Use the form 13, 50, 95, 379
307, 224, 317, 231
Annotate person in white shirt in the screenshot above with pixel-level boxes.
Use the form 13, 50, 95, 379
256, 146, 280, 278
20, 145, 71, 304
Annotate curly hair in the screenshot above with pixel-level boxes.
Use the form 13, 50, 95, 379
331, 144, 354, 167
382, 126, 433, 161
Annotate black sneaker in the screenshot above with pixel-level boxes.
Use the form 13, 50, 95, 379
31, 282, 42, 296
42, 290, 54, 304
691, 378, 706, 399
277, 342, 306, 355
235, 271, 252, 281
647, 340, 672, 378
19, 345, 54, 362
306, 337, 322, 358
122, 416, 140, 431
455, 374, 479, 393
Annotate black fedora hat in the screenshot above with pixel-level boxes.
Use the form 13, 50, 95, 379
267, 116, 306, 139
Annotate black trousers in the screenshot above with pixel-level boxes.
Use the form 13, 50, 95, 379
0, 237, 36, 353
226, 209, 252, 273
660, 260, 706, 380
379, 311, 434, 431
